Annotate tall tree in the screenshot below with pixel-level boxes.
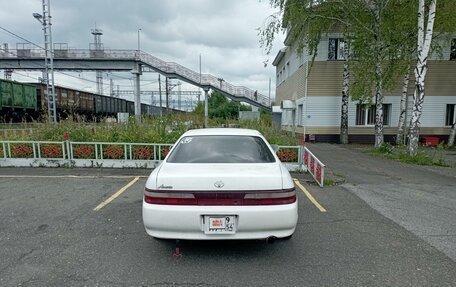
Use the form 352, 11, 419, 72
449, 123, 456, 147
261, 0, 415, 148
407, 0, 437, 155
340, 37, 350, 144
396, 65, 412, 145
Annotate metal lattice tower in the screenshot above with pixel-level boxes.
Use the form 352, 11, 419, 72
91, 28, 104, 95
2, 44, 13, 80
34, 0, 57, 123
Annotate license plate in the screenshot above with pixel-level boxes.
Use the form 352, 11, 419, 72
204, 216, 236, 234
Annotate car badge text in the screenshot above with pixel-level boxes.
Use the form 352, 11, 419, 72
158, 184, 173, 189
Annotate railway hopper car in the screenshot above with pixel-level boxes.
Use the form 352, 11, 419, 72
1, 79, 184, 122
0, 79, 38, 121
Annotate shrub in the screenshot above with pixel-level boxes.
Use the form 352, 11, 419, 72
372, 143, 394, 155
133, 146, 153, 160
11, 144, 33, 158
104, 145, 124, 159
73, 145, 95, 159
277, 148, 298, 162
41, 144, 63, 158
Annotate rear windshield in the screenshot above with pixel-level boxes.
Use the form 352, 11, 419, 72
166, 135, 276, 163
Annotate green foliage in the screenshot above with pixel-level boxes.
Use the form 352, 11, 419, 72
192, 92, 251, 120
1, 114, 300, 146
372, 143, 394, 156
396, 151, 447, 167
323, 178, 335, 187
369, 143, 449, 167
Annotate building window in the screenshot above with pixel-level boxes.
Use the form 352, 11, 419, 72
446, 104, 456, 126
286, 61, 290, 78
356, 104, 391, 126
328, 38, 345, 60
450, 39, 456, 60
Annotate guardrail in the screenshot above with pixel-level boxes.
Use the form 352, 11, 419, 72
303, 146, 326, 187
0, 140, 172, 168
0, 140, 302, 169
0, 141, 324, 186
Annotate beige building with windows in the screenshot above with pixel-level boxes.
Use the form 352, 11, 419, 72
273, 33, 456, 143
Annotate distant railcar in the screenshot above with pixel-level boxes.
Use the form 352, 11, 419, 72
1, 80, 184, 122
0, 79, 37, 111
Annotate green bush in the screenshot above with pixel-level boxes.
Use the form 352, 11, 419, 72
0, 114, 299, 146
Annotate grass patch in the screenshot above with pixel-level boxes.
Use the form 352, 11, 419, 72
323, 178, 335, 187
370, 143, 449, 167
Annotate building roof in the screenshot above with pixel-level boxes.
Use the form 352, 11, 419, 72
272, 47, 288, 66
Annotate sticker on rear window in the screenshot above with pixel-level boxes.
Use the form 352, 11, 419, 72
181, 137, 193, 144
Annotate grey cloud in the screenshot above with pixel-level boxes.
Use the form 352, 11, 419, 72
3, 0, 284, 100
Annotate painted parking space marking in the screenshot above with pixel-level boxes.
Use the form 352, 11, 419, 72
93, 176, 140, 211
293, 178, 327, 213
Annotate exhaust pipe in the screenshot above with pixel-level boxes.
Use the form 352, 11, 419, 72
266, 236, 277, 244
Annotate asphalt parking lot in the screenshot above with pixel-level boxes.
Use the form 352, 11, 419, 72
1, 165, 455, 287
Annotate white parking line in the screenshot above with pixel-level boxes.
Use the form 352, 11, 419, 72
93, 176, 140, 211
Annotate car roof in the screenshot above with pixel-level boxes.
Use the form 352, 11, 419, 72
181, 128, 263, 137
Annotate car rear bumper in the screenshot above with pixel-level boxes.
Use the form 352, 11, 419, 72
142, 201, 298, 240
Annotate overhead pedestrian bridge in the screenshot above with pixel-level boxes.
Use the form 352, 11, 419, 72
0, 48, 271, 111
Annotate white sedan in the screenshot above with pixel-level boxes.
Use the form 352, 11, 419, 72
142, 128, 298, 240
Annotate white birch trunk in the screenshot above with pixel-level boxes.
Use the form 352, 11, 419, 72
373, 5, 384, 148
340, 40, 350, 144
374, 61, 384, 148
449, 123, 456, 147
396, 66, 411, 145
408, 0, 437, 155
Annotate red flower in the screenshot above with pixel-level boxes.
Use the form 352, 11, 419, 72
277, 148, 298, 162
104, 145, 124, 159
12, 144, 33, 158
133, 146, 152, 160
161, 147, 170, 158
41, 144, 63, 158
74, 145, 95, 159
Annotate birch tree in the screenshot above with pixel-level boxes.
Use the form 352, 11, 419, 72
407, 0, 437, 155
340, 38, 350, 144
396, 65, 411, 145
261, 0, 415, 148
449, 124, 456, 147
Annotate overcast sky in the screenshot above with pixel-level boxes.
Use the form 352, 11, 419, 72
0, 0, 285, 105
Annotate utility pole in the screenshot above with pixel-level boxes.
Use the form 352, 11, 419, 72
165, 77, 169, 109
33, 0, 56, 123
91, 28, 104, 95
204, 87, 209, 128
158, 74, 163, 117
109, 77, 114, 97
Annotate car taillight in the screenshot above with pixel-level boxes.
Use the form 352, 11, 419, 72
144, 190, 197, 205
144, 188, 296, 206
243, 189, 296, 205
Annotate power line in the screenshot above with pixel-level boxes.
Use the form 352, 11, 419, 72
0, 26, 46, 51
0, 26, 162, 97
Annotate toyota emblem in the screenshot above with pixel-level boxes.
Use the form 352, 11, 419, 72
214, 181, 224, 188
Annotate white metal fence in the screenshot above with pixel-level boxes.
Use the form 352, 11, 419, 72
0, 140, 325, 186
0, 140, 172, 169
303, 146, 326, 187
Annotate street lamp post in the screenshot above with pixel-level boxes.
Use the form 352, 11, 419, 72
33, 0, 56, 123
137, 28, 141, 51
